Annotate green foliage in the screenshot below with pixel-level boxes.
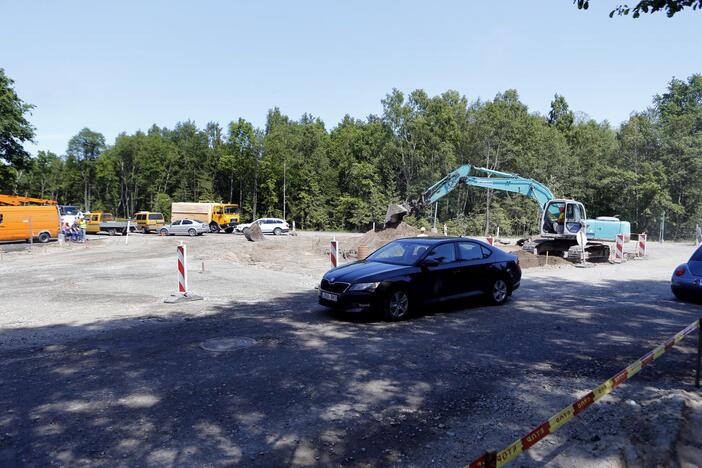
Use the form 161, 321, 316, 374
0, 68, 35, 188
575, 0, 701, 17
153, 193, 172, 220
8, 74, 702, 239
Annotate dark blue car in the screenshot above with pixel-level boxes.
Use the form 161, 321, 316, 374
318, 237, 521, 321
671, 244, 702, 301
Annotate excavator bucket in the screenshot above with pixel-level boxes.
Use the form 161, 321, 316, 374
384, 203, 409, 228
244, 222, 265, 242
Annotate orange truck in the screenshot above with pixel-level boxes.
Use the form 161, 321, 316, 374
0, 195, 60, 243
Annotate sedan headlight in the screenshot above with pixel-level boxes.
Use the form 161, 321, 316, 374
348, 282, 380, 292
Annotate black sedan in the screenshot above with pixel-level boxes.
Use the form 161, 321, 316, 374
671, 244, 702, 301
318, 237, 521, 321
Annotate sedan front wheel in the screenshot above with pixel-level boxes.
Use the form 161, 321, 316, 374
383, 289, 410, 321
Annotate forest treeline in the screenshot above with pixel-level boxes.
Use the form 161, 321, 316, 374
4, 73, 702, 238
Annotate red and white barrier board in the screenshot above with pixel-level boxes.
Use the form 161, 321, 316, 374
614, 234, 625, 263
330, 239, 339, 267
177, 243, 188, 293
486, 235, 494, 246
165, 241, 203, 303
637, 233, 647, 257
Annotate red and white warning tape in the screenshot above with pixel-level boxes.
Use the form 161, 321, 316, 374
468, 318, 701, 468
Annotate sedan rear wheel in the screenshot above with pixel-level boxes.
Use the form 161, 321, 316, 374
188, 228, 197, 237
489, 278, 510, 305
383, 289, 410, 321
273, 227, 282, 235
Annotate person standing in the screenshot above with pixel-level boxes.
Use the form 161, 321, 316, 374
78, 216, 87, 243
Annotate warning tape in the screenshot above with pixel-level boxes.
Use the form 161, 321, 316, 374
467, 318, 701, 468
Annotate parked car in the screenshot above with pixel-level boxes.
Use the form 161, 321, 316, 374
671, 244, 702, 301
158, 219, 208, 237
134, 211, 165, 233
318, 237, 521, 321
235, 218, 289, 235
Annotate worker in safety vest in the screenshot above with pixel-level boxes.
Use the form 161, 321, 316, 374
78, 217, 87, 242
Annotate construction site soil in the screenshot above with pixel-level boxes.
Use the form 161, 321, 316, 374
1, 232, 700, 467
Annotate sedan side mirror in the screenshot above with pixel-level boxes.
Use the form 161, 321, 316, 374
420, 258, 440, 268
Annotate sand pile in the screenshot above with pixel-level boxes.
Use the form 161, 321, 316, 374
348, 222, 420, 254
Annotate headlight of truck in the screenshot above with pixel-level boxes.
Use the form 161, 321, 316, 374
348, 282, 380, 292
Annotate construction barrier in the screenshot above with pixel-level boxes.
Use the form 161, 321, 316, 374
177, 242, 187, 293
637, 233, 647, 258
613, 233, 625, 263
164, 241, 203, 303
331, 238, 339, 267
486, 236, 494, 246
468, 317, 702, 468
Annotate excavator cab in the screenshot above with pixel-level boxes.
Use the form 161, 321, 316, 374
540, 199, 586, 238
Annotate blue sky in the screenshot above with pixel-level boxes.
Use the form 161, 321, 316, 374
1, 0, 699, 155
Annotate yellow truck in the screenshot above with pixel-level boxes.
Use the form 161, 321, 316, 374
85, 212, 136, 236
171, 202, 240, 233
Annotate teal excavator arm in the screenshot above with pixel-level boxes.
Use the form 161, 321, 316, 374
384, 165, 556, 226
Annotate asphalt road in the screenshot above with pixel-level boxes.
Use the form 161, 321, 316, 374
1, 241, 701, 467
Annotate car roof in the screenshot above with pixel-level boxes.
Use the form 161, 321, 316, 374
393, 236, 488, 245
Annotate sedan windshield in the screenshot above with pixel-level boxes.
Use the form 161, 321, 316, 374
691, 245, 702, 262
366, 240, 432, 265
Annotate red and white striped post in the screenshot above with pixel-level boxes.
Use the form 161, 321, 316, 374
614, 234, 625, 263
177, 241, 188, 293
165, 241, 203, 303
486, 235, 494, 246
330, 238, 339, 267
637, 233, 647, 258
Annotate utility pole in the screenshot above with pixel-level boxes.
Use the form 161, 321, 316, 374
283, 159, 286, 221
432, 203, 438, 233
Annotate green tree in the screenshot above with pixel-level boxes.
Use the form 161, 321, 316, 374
67, 128, 106, 210
0, 68, 35, 190
575, 0, 701, 17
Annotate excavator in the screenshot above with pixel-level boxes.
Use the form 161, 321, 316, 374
384, 165, 630, 261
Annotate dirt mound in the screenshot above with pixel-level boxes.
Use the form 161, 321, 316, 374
348, 222, 420, 254
514, 249, 571, 269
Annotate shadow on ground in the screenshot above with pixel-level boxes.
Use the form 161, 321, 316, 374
1, 277, 701, 466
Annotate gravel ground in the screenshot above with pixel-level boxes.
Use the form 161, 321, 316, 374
0, 233, 701, 467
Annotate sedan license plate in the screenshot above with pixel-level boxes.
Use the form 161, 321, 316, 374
320, 291, 338, 302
